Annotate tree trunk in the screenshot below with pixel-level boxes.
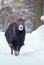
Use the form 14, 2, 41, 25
34, 0, 42, 29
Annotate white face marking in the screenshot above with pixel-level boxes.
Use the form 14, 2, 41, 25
18, 25, 23, 31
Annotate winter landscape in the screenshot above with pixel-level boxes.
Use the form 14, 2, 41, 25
0, 24, 44, 65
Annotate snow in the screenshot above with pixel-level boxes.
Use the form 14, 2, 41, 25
0, 24, 44, 65
40, 15, 44, 21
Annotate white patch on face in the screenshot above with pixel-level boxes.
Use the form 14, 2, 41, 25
18, 25, 23, 31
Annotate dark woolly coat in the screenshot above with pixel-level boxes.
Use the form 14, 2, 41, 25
5, 22, 25, 50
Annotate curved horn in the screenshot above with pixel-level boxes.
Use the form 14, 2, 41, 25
22, 15, 34, 22
22, 15, 35, 32
4, 13, 19, 26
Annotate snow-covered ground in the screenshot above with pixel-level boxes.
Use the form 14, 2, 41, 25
0, 24, 44, 65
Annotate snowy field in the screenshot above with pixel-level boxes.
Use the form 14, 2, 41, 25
0, 24, 44, 65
